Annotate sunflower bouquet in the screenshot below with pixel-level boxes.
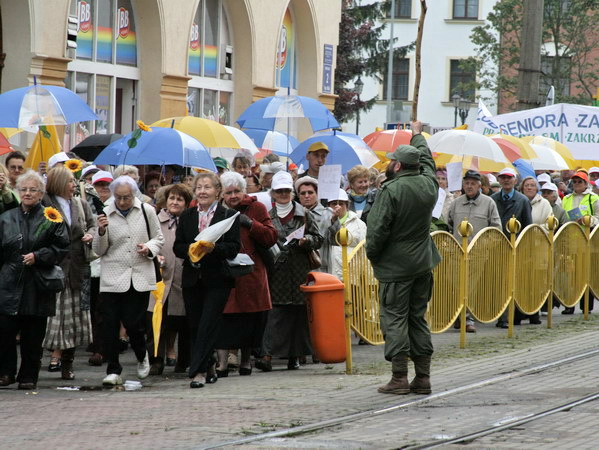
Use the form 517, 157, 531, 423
34, 206, 63, 238
65, 159, 83, 179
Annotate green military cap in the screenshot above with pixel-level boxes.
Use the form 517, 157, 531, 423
386, 144, 420, 165
213, 157, 229, 169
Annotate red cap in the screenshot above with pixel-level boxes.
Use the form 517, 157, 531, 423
572, 171, 589, 183
288, 163, 298, 170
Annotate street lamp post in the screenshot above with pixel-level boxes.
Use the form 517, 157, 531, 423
355, 76, 364, 135
452, 93, 471, 126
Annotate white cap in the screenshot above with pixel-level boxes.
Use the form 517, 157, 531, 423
81, 165, 100, 178
487, 174, 497, 184
537, 173, 551, 184
48, 152, 70, 168
294, 176, 318, 193
328, 188, 349, 203
271, 171, 294, 190
540, 182, 558, 192
498, 167, 517, 177
260, 161, 286, 174
589, 167, 599, 175
92, 170, 114, 185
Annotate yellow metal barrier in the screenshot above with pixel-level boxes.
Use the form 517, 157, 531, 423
341, 216, 595, 351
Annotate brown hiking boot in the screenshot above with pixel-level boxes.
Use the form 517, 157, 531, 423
409, 375, 431, 394
377, 374, 410, 395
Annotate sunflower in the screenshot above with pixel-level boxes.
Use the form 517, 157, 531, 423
137, 120, 152, 132
65, 159, 83, 173
43, 206, 63, 224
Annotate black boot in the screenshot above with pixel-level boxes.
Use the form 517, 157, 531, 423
410, 355, 431, 394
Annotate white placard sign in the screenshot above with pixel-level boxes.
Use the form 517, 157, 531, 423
446, 161, 463, 193
432, 187, 447, 219
317, 164, 342, 201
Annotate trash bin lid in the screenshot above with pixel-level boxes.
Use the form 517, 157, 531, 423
300, 271, 345, 292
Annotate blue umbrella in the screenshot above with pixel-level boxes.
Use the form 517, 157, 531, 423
0, 84, 98, 128
94, 127, 217, 171
242, 129, 299, 156
290, 131, 379, 174
236, 95, 340, 132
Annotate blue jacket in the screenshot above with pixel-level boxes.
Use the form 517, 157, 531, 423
491, 189, 532, 236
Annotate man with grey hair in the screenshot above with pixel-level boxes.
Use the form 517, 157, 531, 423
366, 120, 440, 396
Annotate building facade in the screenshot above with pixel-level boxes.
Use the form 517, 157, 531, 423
345, 0, 500, 136
0, 0, 341, 149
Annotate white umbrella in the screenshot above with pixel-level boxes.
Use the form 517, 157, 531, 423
208, 125, 260, 162
427, 129, 509, 163
527, 144, 569, 170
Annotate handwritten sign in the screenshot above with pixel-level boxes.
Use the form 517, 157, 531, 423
317, 164, 342, 201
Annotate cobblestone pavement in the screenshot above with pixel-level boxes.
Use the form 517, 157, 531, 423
1, 308, 598, 449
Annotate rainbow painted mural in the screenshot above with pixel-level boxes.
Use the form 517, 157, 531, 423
203, 45, 218, 77
116, 30, 137, 65
96, 26, 113, 62
277, 9, 295, 89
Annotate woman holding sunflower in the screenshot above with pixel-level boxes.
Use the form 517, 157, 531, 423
0, 170, 70, 390
42, 166, 96, 380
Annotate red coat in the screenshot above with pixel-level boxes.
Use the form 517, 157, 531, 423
223, 195, 278, 313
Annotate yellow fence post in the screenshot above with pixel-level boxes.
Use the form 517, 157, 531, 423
338, 226, 353, 375
546, 215, 558, 329
458, 219, 472, 349
583, 215, 591, 321
507, 216, 521, 338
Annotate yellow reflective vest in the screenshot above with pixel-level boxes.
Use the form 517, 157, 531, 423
562, 192, 599, 218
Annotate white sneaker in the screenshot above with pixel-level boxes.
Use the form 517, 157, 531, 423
102, 374, 123, 386
137, 352, 150, 379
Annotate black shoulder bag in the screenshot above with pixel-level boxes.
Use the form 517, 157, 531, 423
140, 203, 162, 283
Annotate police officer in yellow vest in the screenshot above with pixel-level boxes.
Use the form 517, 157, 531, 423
562, 171, 599, 228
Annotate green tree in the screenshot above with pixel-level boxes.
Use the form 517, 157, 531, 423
461, 0, 599, 109
334, 0, 413, 123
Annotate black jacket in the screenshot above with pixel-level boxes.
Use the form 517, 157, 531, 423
0, 203, 70, 316
491, 189, 533, 236
173, 204, 240, 289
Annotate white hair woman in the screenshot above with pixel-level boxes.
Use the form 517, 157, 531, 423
0, 170, 70, 390
214, 172, 277, 377
173, 172, 240, 388
92, 175, 165, 386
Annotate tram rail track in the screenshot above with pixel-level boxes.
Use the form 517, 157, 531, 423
201, 348, 599, 449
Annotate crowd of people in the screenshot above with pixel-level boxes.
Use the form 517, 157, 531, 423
0, 125, 594, 393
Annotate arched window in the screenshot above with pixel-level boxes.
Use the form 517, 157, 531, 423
275, 7, 297, 93
65, 0, 139, 147
187, 0, 233, 124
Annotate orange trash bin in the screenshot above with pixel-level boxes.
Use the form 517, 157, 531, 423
300, 272, 346, 363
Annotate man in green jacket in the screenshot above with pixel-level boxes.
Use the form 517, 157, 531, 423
366, 120, 441, 395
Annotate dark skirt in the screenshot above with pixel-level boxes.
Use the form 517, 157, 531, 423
216, 311, 268, 349
262, 305, 313, 358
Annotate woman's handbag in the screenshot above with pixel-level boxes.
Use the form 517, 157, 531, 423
224, 253, 255, 278
34, 265, 66, 293
307, 249, 322, 270
140, 203, 162, 283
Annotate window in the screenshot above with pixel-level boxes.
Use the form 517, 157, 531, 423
449, 59, 475, 101
540, 56, 571, 98
383, 57, 409, 100
453, 0, 478, 19
387, 0, 412, 18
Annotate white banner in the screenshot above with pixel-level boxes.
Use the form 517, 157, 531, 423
473, 103, 599, 160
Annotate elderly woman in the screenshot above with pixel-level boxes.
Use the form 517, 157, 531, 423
255, 171, 323, 372
0, 170, 70, 390
174, 172, 240, 388
92, 175, 164, 386
347, 165, 377, 222
325, 189, 367, 280
147, 184, 193, 375
42, 166, 96, 380
520, 176, 553, 226
215, 172, 278, 376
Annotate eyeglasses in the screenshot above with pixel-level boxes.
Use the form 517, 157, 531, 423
572, 179, 585, 184
115, 195, 133, 201
17, 187, 40, 193
273, 189, 292, 194
8, 165, 24, 172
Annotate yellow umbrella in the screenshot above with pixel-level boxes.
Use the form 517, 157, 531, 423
151, 279, 165, 357
0, 127, 22, 139
521, 135, 576, 169
25, 125, 62, 170
150, 116, 241, 149
489, 134, 538, 160
435, 153, 513, 173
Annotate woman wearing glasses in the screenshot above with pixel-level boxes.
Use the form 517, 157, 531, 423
0, 170, 70, 390
255, 171, 323, 372
92, 176, 164, 386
